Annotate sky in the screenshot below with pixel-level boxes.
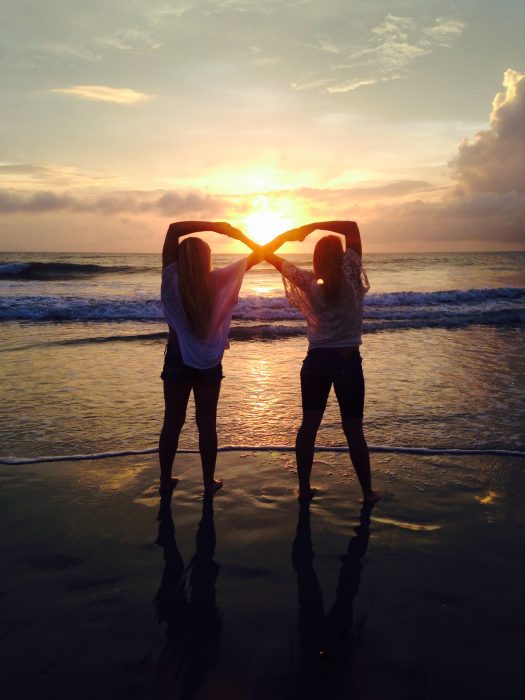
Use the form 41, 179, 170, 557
0, 0, 524, 253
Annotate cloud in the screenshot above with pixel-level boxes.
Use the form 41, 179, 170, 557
450, 69, 525, 193
0, 189, 226, 217
291, 78, 332, 91
259, 180, 435, 204
205, 0, 309, 14
96, 29, 163, 52
37, 42, 102, 62
292, 14, 465, 93
0, 164, 50, 176
348, 15, 464, 77
421, 18, 465, 47
327, 78, 378, 93
0, 180, 432, 218
248, 45, 281, 66
367, 191, 525, 246
0, 163, 120, 188
1, 177, 523, 251
51, 85, 153, 104
370, 15, 415, 42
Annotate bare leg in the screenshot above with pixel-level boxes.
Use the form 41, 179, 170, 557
193, 379, 223, 494
159, 380, 192, 493
341, 416, 378, 504
296, 410, 324, 501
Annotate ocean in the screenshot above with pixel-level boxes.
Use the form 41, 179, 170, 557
1, 250, 524, 465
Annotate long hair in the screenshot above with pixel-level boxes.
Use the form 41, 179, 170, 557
313, 235, 344, 303
178, 237, 213, 339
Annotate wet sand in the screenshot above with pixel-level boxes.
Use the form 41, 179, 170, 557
1, 451, 524, 699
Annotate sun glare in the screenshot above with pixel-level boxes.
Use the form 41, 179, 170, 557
243, 211, 293, 246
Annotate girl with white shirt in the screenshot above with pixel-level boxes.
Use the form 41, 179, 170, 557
159, 221, 290, 496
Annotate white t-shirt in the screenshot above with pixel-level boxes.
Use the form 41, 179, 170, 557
161, 258, 247, 368
281, 248, 369, 349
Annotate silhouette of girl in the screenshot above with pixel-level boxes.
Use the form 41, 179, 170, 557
264, 221, 378, 503
159, 221, 287, 496
159, 221, 260, 495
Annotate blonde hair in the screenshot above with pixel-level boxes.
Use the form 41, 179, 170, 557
178, 237, 213, 339
313, 235, 344, 303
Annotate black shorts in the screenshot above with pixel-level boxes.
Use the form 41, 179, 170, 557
300, 347, 365, 419
160, 345, 223, 385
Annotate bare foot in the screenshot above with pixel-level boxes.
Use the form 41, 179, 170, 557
297, 487, 317, 502
159, 477, 179, 496
204, 479, 223, 496
361, 490, 380, 505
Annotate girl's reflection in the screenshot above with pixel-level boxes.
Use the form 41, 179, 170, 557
291, 502, 373, 697
154, 495, 221, 697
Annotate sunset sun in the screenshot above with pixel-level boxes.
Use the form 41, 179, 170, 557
243, 211, 294, 246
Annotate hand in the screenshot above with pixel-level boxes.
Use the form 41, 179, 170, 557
285, 226, 310, 242
216, 222, 243, 239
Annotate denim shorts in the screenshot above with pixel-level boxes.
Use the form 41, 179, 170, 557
160, 345, 223, 384
300, 347, 364, 418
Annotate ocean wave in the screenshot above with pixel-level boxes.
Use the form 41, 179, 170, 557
0, 259, 288, 280
0, 261, 146, 280
366, 287, 525, 307
0, 287, 523, 330
0, 295, 163, 321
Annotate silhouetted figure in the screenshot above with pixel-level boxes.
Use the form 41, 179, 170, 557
263, 221, 378, 504
154, 495, 221, 698
290, 502, 373, 699
159, 220, 291, 497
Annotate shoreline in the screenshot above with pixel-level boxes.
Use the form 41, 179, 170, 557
3, 444, 524, 466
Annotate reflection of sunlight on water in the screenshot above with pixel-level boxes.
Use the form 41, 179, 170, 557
221, 350, 295, 445
371, 516, 441, 532
248, 357, 274, 409
74, 462, 147, 494
476, 490, 498, 505
254, 286, 272, 295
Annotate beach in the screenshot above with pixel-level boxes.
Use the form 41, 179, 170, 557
1, 250, 525, 698
2, 449, 525, 699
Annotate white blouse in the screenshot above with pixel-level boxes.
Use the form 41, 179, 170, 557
281, 248, 369, 349
161, 258, 247, 368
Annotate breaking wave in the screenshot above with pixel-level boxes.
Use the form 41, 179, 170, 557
1, 287, 523, 331
0, 261, 146, 280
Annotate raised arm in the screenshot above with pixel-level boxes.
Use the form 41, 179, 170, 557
217, 227, 264, 271
162, 221, 241, 269
298, 221, 362, 257
261, 226, 312, 273
230, 228, 300, 271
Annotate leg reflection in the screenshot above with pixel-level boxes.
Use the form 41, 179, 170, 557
292, 501, 325, 658
183, 495, 222, 698
154, 495, 222, 698
155, 498, 188, 642
291, 503, 373, 697
322, 504, 372, 658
